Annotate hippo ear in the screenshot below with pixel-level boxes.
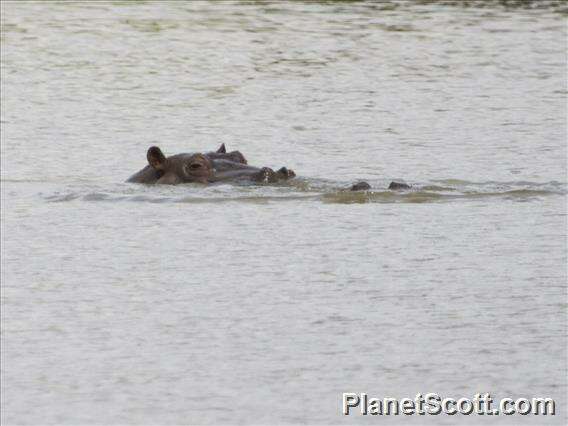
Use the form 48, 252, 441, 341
147, 146, 166, 170
216, 143, 226, 154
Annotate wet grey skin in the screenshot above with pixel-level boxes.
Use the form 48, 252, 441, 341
126, 143, 247, 184
388, 181, 412, 190
128, 144, 406, 190
128, 145, 295, 185
209, 160, 295, 183
350, 181, 372, 191
349, 181, 411, 191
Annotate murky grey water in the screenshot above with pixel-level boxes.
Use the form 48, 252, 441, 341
1, 1, 566, 424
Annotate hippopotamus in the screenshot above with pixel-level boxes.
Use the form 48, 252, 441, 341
127, 145, 295, 185
127, 144, 409, 190
350, 181, 411, 191
387, 181, 412, 190
349, 181, 412, 191
127, 144, 249, 184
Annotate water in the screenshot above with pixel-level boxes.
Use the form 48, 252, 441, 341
1, 1, 566, 424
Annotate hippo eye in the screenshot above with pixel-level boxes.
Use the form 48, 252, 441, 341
189, 163, 202, 169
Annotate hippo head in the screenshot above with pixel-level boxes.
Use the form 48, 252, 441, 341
147, 146, 213, 184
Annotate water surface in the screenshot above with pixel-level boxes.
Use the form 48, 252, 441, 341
1, 1, 566, 424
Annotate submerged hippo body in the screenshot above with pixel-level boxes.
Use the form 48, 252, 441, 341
126, 144, 248, 184
349, 181, 412, 191
127, 145, 295, 185
388, 181, 412, 190
127, 144, 407, 191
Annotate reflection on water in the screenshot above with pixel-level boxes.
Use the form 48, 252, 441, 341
1, 1, 566, 424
